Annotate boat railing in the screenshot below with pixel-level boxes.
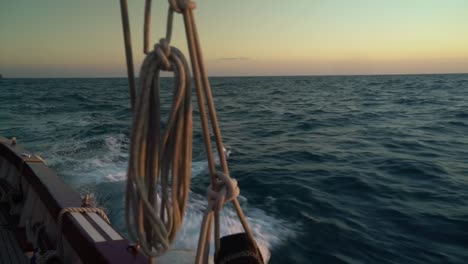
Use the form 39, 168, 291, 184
0, 136, 146, 263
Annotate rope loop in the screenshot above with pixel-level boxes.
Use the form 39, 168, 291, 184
126, 44, 192, 257
154, 38, 173, 71
169, 0, 196, 13
58, 207, 110, 227
120, 0, 263, 261
207, 172, 240, 212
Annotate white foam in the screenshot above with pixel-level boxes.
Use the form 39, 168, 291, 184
105, 171, 127, 182
41, 134, 129, 184
191, 160, 208, 178
173, 192, 297, 262
44, 134, 296, 262
102, 167, 296, 263
103, 159, 208, 183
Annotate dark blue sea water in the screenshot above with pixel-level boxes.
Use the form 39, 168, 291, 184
1, 74, 468, 263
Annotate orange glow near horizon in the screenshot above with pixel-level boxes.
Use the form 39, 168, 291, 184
1, 0, 468, 77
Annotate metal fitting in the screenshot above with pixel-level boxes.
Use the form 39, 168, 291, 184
81, 194, 91, 207
127, 243, 141, 255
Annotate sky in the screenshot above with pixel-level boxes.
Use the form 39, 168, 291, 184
1, 0, 468, 77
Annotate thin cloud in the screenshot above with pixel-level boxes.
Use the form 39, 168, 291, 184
216, 57, 252, 61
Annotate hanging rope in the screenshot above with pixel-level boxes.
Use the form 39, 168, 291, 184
125, 37, 192, 256
120, 0, 262, 262
119, 0, 136, 110
173, 2, 262, 262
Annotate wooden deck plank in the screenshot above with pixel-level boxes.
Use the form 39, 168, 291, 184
0, 200, 8, 226
0, 228, 9, 264
7, 229, 28, 264
0, 204, 28, 264
0, 228, 15, 264
0, 227, 28, 264
0, 210, 6, 225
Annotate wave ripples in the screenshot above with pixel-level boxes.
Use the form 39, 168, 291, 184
1, 74, 468, 263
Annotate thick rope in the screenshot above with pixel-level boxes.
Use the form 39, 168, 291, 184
125, 39, 192, 257
177, 2, 262, 263
122, 0, 262, 262
119, 0, 137, 110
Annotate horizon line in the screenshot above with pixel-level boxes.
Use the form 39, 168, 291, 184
1, 72, 468, 79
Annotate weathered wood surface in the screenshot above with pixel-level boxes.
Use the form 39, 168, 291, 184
0, 203, 28, 264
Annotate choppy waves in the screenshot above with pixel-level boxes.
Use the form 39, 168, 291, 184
1, 75, 468, 263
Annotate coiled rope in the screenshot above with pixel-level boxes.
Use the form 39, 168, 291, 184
125, 39, 192, 257
120, 0, 262, 263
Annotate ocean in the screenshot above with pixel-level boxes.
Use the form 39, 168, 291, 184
1, 74, 467, 263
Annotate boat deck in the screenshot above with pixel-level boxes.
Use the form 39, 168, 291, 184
0, 202, 28, 264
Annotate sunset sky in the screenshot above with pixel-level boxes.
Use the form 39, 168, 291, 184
1, 0, 468, 77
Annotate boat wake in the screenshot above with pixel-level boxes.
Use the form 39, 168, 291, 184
42, 134, 296, 262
